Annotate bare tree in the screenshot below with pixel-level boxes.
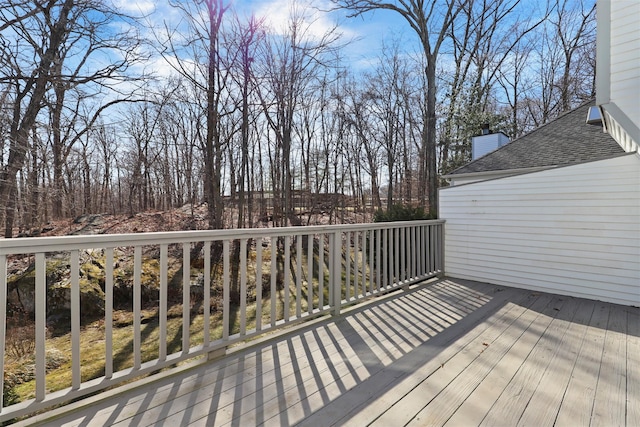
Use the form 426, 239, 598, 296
0, 0, 76, 235
552, 0, 596, 111
0, 0, 145, 235
228, 14, 265, 229
162, 0, 240, 231
256, 5, 340, 226
331, 0, 467, 215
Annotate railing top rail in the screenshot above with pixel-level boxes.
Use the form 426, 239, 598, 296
0, 220, 445, 255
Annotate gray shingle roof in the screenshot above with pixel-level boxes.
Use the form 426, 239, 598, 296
447, 100, 625, 175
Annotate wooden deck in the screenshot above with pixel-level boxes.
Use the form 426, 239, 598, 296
16, 278, 639, 427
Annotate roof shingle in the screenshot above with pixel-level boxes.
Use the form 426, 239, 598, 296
447, 100, 625, 175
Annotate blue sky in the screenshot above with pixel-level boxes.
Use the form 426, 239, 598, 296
114, 0, 417, 73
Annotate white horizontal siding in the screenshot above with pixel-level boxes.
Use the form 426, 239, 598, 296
609, 0, 640, 133
440, 154, 640, 306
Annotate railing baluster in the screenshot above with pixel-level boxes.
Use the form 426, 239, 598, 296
425, 225, 430, 274
223, 240, 230, 340
436, 224, 440, 273
203, 242, 211, 346
284, 236, 290, 322
407, 226, 412, 280
318, 234, 324, 309
159, 244, 168, 361
240, 239, 247, 335
360, 231, 364, 297
369, 230, 374, 295
133, 246, 142, 370
410, 226, 415, 279
307, 234, 313, 314
432, 224, 437, 272
360, 231, 364, 295
270, 237, 277, 326
255, 239, 262, 331
439, 223, 445, 273
331, 231, 341, 315
70, 250, 80, 390
383, 228, 388, 289
105, 248, 114, 379
407, 227, 411, 281
424, 226, 433, 273
404, 227, 410, 282
419, 226, 424, 276
345, 231, 350, 301
375, 229, 381, 292
432, 224, 437, 273
328, 234, 333, 311
182, 244, 190, 353
353, 232, 359, 298
412, 226, 417, 279
296, 235, 302, 319
0, 220, 445, 421
35, 253, 46, 402
407, 227, 412, 280
360, 230, 367, 296
0, 255, 7, 411
394, 228, 400, 287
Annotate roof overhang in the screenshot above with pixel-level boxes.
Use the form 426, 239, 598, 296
600, 103, 640, 154
441, 165, 554, 183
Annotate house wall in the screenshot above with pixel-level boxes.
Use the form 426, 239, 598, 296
608, 1, 640, 131
440, 154, 640, 307
597, 0, 640, 151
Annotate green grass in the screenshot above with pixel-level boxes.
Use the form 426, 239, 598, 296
4, 243, 378, 405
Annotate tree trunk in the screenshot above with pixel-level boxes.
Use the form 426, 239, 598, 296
0, 0, 75, 230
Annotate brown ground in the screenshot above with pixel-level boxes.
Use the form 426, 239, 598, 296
7, 203, 374, 238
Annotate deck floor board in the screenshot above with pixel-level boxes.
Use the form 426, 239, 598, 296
15, 278, 637, 427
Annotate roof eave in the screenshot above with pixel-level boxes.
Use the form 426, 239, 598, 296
441, 165, 555, 181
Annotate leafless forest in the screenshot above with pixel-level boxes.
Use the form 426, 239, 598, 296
0, 0, 596, 237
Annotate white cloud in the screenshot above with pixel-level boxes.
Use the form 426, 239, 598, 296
111, 0, 156, 15
248, 0, 352, 40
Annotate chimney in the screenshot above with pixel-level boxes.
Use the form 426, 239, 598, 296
472, 129, 510, 160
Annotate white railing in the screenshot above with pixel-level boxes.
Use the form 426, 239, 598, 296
0, 220, 444, 422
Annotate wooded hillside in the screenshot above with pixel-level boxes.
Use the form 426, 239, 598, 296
0, 0, 596, 236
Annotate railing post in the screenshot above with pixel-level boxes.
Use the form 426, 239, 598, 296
35, 253, 46, 402
105, 248, 114, 379
401, 225, 411, 291
439, 221, 446, 277
70, 250, 81, 390
0, 255, 7, 411
331, 231, 342, 316
133, 246, 142, 369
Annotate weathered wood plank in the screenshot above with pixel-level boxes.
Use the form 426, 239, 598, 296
177, 363, 353, 425
112, 322, 366, 426
591, 303, 628, 426
515, 298, 596, 426
111, 282, 481, 426
627, 308, 640, 427
15, 280, 635, 427
49, 318, 362, 427
403, 293, 555, 427
442, 294, 568, 427
295, 286, 523, 427
344, 291, 522, 427
553, 301, 610, 427
478, 295, 577, 426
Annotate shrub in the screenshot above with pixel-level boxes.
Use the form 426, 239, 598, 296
373, 204, 435, 222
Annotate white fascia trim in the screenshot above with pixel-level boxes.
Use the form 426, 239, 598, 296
600, 102, 640, 153
596, 0, 611, 105
441, 165, 554, 181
